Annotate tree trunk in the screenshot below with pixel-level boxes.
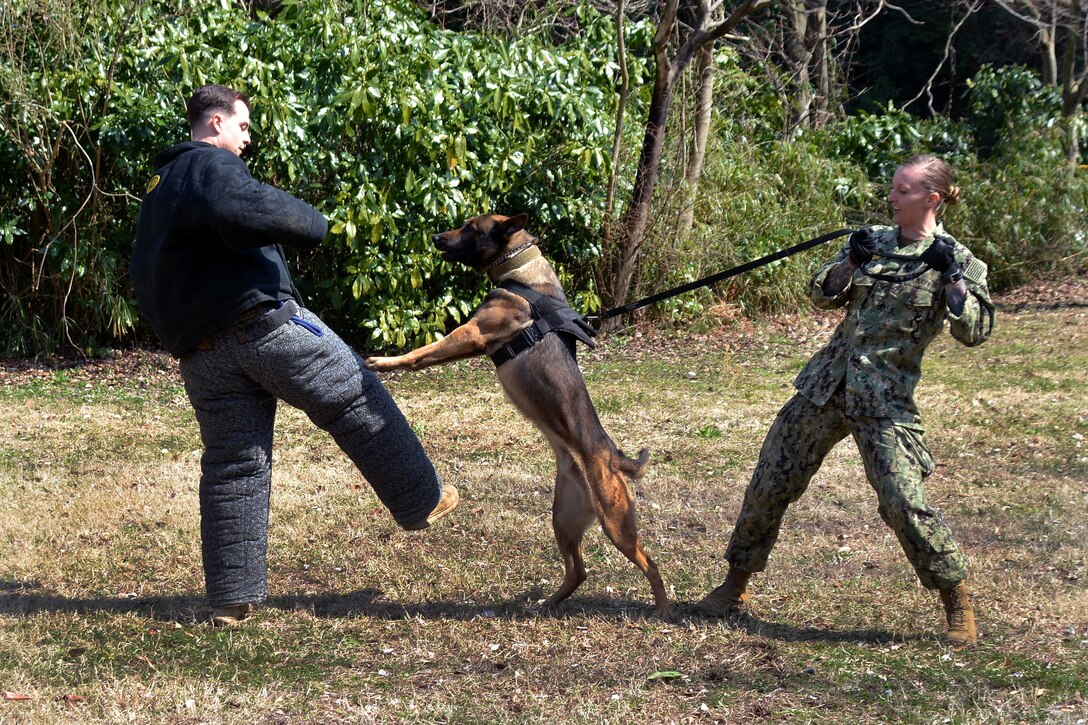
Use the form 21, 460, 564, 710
604, 0, 630, 234
1041, 6, 1058, 84
599, 0, 770, 318
678, 43, 715, 237
1058, 0, 1087, 165
785, 0, 813, 135
810, 0, 831, 126
604, 66, 676, 311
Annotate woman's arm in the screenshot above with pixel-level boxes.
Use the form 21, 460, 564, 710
947, 256, 995, 347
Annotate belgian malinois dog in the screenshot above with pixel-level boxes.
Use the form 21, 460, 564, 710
366, 213, 671, 619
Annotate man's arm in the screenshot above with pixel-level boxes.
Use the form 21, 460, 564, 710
200, 151, 328, 250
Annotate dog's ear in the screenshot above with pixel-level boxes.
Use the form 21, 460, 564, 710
502, 213, 529, 237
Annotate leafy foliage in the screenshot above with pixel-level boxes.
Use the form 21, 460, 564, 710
1, 1, 1086, 357
819, 103, 974, 181
0, 0, 650, 355
633, 58, 1088, 322
638, 135, 873, 321
964, 64, 1063, 159
956, 138, 1088, 290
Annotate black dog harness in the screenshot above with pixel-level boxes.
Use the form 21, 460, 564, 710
488, 280, 597, 367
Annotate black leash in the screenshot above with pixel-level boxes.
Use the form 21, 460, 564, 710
591, 227, 855, 323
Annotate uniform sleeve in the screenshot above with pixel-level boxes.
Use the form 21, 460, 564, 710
808, 244, 853, 310
199, 153, 328, 250
947, 250, 995, 347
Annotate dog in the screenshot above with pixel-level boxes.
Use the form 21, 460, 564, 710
366, 213, 671, 619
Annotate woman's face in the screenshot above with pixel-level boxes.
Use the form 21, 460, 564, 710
887, 164, 939, 231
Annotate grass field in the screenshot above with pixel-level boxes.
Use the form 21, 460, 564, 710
1, 279, 1086, 724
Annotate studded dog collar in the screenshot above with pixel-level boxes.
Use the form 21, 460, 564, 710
486, 243, 542, 282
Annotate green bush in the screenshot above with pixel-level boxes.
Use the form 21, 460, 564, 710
0, 0, 150, 356
0, 0, 651, 355
633, 59, 1087, 321
2, 2, 1085, 357
636, 136, 874, 320
955, 137, 1088, 290
965, 64, 1062, 159
819, 103, 975, 181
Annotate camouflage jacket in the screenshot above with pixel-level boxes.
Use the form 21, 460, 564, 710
794, 224, 995, 426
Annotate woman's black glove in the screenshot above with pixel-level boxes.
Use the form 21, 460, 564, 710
920, 235, 963, 283
848, 227, 877, 266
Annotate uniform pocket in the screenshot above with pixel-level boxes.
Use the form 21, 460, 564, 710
884, 278, 939, 332
895, 426, 936, 478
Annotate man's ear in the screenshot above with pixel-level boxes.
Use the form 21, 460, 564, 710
503, 213, 528, 236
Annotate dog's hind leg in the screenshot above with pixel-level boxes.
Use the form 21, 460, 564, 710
542, 448, 596, 612
583, 454, 672, 620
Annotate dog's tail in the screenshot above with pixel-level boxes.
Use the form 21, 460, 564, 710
618, 447, 650, 479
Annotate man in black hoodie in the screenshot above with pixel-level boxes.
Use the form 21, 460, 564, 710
131, 85, 458, 626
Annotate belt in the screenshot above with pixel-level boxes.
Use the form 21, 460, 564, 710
191, 299, 300, 352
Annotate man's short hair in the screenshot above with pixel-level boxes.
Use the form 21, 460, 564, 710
185, 85, 251, 131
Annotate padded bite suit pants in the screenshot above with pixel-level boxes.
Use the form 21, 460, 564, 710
178, 306, 441, 608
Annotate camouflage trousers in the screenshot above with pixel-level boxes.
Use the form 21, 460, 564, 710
725, 391, 967, 590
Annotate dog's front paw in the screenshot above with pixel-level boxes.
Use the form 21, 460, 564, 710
365, 356, 403, 372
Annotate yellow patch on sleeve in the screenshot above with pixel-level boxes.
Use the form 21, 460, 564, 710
146, 174, 161, 194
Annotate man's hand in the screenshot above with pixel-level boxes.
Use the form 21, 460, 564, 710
920, 236, 963, 283
848, 227, 877, 266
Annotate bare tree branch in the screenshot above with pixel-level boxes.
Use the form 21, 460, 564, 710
903, 0, 983, 114
883, 1, 925, 25
993, 0, 1051, 28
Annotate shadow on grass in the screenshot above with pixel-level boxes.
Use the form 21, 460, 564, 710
0, 578, 920, 644
0, 579, 572, 624
0, 580, 208, 624
683, 609, 923, 645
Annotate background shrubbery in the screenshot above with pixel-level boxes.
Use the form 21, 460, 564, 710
0, 0, 650, 355
1, 0, 1085, 357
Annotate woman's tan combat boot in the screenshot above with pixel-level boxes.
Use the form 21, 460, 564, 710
696, 567, 752, 616
938, 582, 977, 646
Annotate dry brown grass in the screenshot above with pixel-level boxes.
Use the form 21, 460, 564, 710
1, 280, 1086, 723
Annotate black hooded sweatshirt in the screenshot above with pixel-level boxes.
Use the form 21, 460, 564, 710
130, 141, 328, 356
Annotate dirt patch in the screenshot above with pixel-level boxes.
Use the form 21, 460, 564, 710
0, 348, 178, 386
993, 275, 1088, 310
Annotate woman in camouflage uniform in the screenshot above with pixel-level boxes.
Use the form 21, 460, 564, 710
698, 155, 994, 646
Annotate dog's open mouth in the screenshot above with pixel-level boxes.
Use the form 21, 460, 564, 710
435, 245, 459, 262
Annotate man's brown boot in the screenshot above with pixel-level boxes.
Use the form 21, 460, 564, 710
401, 484, 460, 531
211, 603, 254, 628
938, 581, 977, 646
696, 566, 752, 616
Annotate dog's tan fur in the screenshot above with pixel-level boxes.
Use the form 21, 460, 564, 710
366, 214, 671, 619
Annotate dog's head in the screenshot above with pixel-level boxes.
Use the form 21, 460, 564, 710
431, 213, 530, 269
